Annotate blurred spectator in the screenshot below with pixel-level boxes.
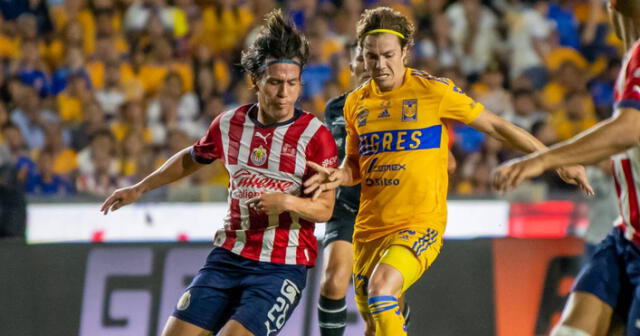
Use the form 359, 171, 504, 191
117, 131, 145, 177
124, 0, 188, 38
10, 86, 58, 151
24, 149, 75, 196
70, 100, 106, 151
40, 123, 78, 177
503, 89, 547, 137
446, 0, 502, 76
147, 72, 200, 143
547, 0, 580, 49
76, 145, 124, 196
77, 129, 117, 175
49, 0, 96, 56
470, 65, 514, 116
194, 0, 255, 56
56, 72, 93, 124
111, 100, 153, 143
51, 47, 92, 95
11, 39, 50, 96
506, 0, 553, 88
95, 61, 126, 118
546, 89, 597, 142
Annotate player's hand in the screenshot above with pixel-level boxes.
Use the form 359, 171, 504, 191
555, 165, 595, 196
100, 186, 144, 215
303, 161, 343, 200
492, 156, 545, 193
246, 192, 290, 216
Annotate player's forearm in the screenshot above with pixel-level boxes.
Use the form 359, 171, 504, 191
285, 191, 336, 222
536, 112, 640, 169
490, 117, 547, 154
339, 155, 361, 186
134, 146, 204, 194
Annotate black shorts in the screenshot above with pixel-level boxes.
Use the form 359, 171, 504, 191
322, 202, 356, 247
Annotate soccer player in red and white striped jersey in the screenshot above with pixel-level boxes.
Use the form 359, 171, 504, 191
101, 10, 337, 336
494, 1, 640, 334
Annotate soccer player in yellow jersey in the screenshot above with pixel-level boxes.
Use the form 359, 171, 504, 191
304, 7, 594, 336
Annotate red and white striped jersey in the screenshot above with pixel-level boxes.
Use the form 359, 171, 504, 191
612, 40, 640, 244
192, 104, 338, 266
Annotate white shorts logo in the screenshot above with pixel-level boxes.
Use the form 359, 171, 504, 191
264, 279, 301, 335
176, 290, 191, 311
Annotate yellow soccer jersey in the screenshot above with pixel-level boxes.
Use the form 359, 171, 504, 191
344, 67, 484, 242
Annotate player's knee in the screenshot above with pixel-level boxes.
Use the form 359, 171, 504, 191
367, 275, 401, 298
320, 268, 351, 298
551, 324, 592, 336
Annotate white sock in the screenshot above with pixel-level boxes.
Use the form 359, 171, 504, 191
552, 325, 591, 336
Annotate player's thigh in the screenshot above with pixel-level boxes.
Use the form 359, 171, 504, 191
554, 291, 614, 336
218, 320, 255, 336
368, 260, 404, 297
161, 316, 213, 336
321, 240, 354, 297
170, 285, 234, 334
232, 265, 308, 336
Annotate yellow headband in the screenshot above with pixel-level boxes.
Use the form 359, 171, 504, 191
365, 28, 405, 39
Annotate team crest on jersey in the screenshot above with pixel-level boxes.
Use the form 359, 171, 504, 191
176, 290, 191, 311
402, 99, 418, 122
357, 106, 369, 127
251, 145, 268, 166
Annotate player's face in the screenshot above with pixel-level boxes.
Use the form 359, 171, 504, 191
254, 60, 302, 123
350, 46, 370, 85
362, 33, 407, 91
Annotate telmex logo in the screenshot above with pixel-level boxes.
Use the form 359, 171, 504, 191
367, 157, 406, 173
358, 125, 441, 156
232, 169, 294, 193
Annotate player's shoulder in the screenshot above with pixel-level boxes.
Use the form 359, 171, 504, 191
408, 68, 453, 92
629, 39, 640, 60
324, 91, 351, 121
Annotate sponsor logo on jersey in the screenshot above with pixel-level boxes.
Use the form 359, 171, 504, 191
176, 290, 191, 311
322, 156, 338, 167
365, 177, 400, 186
367, 157, 406, 173
282, 143, 297, 157
402, 99, 418, 122
231, 169, 295, 199
357, 107, 369, 127
251, 145, 268, 165
358, 125, 442, 156
255, 132, 271, 143
378, 101, 391, 119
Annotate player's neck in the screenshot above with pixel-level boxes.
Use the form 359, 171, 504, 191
255, 105, 296, 126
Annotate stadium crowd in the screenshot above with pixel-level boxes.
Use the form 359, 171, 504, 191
0, 0, 621, 200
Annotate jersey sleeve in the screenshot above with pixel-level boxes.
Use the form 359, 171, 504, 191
616, 44, 640, 110
438, 81, 484, 124
191, 113, 224, 164
305, 124, 339, 169
343, 93, 360, 157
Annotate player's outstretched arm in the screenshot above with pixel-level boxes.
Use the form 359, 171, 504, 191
247, 189, 336, 222
469, 109, 594, 194
100, 146, 206, 214
493, 107, 640, 192
303, 155, 360, 200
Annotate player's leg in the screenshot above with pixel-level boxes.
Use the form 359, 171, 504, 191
161, 317, 213, 336
218, 320, 255, 336
552, 292, 614, 336
230, 262, 308, 336
319, 240, 353, 335
552, 228, 625, 336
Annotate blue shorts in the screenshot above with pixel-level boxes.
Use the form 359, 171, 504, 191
573, 227, 640, 329
172, 247, 308, 335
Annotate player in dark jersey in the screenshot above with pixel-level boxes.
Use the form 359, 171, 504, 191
494, 1, 640, 335
101, 10, 338, 336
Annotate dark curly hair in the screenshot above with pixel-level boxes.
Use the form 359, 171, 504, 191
241, 9, 310, 79
356, 7, 415, 49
